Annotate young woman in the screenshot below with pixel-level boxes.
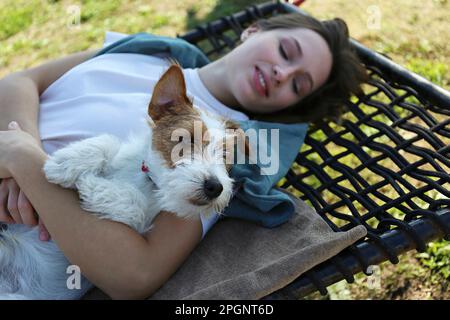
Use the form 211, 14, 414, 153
0, 13, 366, 299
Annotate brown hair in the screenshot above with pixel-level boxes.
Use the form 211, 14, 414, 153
243, 13, 368, 128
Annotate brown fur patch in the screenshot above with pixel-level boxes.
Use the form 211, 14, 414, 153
148, 64, 193, 122
152, 108, 209, 168
148, 63, 207, 167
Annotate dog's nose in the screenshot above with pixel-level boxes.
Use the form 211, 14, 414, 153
203, 178, 223, 199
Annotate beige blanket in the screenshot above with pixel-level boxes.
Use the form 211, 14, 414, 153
83, 189, 366, 300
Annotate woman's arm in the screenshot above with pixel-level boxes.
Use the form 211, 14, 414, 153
0, 76, 43, 147
8, 143, 203, 299
0, 49, 99, 140
0, 49, 100, 233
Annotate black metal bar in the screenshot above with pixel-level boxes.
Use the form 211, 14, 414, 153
262, 208, 450, 299
351, 40, 450, 110
178, 2, 280, 44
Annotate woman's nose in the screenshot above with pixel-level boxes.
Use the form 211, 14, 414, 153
273, 65, 297, 86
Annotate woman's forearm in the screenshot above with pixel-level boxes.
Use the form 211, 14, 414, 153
0, 75, 43, 148
0, 49, 99, 148
9, 146, 156, 299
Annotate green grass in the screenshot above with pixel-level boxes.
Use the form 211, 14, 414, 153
417, 241, 450, 280
79, 0, 121, 23
0, 2, 35, 40
406, 59, 449, 88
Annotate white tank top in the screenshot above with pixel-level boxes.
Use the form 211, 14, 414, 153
38, 31, 248, 239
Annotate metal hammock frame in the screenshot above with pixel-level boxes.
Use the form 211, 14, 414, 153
177, 0, 450, 298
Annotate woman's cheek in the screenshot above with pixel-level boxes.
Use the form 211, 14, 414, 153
270, 93, 289, 110
279, 89, 300, 108
236, 79, 251, 105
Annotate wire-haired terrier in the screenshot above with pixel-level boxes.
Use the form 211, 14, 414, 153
0, 62, 244, 299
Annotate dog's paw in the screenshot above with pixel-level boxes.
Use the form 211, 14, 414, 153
43, 154, 79, 188
43, 135, 121, 188
75, 175, 153, 234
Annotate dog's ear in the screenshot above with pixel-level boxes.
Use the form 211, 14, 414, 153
148, 64, 193, 122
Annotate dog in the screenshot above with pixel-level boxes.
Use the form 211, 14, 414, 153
0, 62, 244, 299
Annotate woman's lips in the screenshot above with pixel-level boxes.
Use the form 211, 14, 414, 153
253, 66, 267, 97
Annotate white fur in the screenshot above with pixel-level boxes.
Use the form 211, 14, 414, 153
0, 107, 234, 299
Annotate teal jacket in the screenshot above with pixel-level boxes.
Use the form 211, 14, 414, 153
93, 32, 309, 227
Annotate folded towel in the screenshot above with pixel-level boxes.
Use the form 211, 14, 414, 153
224, 120, 308, 227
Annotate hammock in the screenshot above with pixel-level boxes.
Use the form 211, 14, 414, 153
176, 0, 450, 298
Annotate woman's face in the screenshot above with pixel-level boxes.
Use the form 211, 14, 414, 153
225, 25, 333, 114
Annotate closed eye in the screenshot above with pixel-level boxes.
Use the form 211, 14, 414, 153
279, 42, 288, 60
280, 42, 301, 96
293, 80, 299, 95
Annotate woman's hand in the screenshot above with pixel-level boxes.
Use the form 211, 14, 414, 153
0, 178, 51, 241
0, 121, 51, 241
0, 121, 41, 177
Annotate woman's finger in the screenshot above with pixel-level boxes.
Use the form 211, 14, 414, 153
0, 178, 14, 223
6, 179, 23, 224
38, 219, 51, 241
18, 189, 38, 226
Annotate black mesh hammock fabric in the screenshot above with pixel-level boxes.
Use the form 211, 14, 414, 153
177, 1, 450, 298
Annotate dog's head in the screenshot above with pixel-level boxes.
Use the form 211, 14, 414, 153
147, 62, 247, 218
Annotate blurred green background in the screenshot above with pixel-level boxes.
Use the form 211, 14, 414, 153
0, 0, 448, 299
1, 0, 449, 90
